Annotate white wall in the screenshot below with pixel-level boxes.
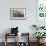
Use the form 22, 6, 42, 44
0, 0, 37, 42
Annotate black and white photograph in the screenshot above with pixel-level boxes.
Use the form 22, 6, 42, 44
10, 8, 26, 20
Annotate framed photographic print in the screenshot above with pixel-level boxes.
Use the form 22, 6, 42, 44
36, 0, 46, 26
10, 8, 26, 20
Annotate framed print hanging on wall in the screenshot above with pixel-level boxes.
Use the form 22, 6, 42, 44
36, 0, 46, 26
37, 0, 46, 19
10, 8, 26, 20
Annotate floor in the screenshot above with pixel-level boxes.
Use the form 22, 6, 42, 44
0, 42, 46, 46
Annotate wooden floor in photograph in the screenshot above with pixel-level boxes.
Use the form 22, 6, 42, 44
0, 42, 46, 46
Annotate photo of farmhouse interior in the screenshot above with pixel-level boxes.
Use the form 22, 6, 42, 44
0, 0, 46, 46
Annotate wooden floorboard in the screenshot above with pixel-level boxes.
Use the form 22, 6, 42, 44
0, 42, 46, 46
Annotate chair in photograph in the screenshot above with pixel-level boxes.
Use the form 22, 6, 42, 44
18, 33, 30, 46
4, 33, 18, 46
4, 27, 19, 46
